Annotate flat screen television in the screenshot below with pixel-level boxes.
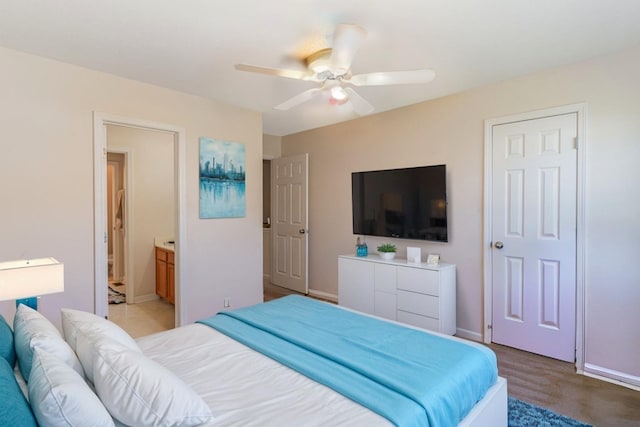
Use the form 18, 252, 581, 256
351, 164, 448, 242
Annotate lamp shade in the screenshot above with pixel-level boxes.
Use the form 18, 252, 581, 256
0, 258, 64, 301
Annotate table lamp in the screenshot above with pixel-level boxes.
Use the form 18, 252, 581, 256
0, 258, 64, 310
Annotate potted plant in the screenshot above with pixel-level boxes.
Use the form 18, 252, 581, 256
377, 243, 397, 260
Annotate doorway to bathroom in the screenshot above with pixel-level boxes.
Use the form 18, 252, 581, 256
93, 112, 186, 328
105, 124, 176, 330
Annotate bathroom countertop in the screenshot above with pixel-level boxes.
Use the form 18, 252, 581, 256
154, 237, 175, 252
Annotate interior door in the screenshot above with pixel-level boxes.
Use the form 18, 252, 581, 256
491, 113, 577, 362
271, 154, 309, 293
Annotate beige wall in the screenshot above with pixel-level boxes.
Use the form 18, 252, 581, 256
0, 46, 263, 327
282, 46, 640, 382
107, 125, 175, 301
263, 134, 282, 159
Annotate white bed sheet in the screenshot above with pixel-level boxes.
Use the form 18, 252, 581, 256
136, 323, 507, 427
137, 324, 390, 427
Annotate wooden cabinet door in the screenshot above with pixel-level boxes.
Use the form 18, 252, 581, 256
155, 248, 168, 299
167, 261, 175, 304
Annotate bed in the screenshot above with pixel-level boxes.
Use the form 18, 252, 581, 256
1, 295, 507, 427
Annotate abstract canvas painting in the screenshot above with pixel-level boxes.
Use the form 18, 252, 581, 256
199, 137, 246, 218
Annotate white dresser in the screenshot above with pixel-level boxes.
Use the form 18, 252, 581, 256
338, 255, 456, 335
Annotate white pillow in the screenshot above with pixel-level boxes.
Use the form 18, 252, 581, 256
60, 308, 139, 383
28, 348, 114, 427
74, 325, 140, 385
13, 304, 84, 381
60, 308, 139, 352
92, 337, 214, 427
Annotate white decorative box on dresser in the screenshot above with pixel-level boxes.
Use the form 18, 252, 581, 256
338, 255, 457, 335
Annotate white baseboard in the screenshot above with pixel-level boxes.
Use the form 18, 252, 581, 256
455, 328, 483, 342
583, 363, 640, 391
308, 289, 338, 302
134, 294, 160, 304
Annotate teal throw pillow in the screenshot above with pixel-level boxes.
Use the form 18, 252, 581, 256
0, 357, 37, 426
0, 314, 16, 367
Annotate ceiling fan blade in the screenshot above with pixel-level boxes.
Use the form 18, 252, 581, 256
347, 69, 436, 86
235, 64, 316, 81
274, 88, 323, 110
329, 24, 367, 74
345, 87, 374, 116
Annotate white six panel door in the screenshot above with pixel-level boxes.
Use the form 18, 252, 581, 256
271, 154, 309, 294
491, 113, 577, 362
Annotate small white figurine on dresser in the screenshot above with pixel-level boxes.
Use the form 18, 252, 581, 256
406, 247, 422, 264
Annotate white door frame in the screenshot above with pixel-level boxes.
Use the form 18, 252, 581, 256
93, 112, 187, 326
483, 103, 587, 372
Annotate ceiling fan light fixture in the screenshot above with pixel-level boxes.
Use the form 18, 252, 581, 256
237, 23, 434, 115
329, 86, 349, 105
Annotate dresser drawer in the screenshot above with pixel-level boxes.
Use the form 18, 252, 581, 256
397, 310, 440, 331
397, 267, 439, 296
397, 290, 439, 318
374, 291, 397, 321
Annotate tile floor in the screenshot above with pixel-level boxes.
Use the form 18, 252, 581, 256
108, 298, 175, 338
109, 281, 309, 338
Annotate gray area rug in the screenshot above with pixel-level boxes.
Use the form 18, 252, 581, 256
509, 397, 592, 427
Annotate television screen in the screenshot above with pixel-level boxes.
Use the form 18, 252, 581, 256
351, 165, 448, 242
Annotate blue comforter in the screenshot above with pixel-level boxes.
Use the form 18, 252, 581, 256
198, 295, 497, 427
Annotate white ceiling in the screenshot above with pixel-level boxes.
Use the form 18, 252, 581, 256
1, 1, 640, 136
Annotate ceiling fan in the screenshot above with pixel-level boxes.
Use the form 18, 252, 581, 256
235, 24, 436, 115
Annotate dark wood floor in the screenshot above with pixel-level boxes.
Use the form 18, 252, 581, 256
264, 282, 640, 427
490, 343, 640, 427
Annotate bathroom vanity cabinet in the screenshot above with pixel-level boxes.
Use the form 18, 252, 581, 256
155, 246, 175, 304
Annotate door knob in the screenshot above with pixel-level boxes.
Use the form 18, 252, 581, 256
299, 229, 307, 234
494, 241, 504, 249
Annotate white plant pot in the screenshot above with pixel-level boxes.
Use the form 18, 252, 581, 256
379, 252, 396, 260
